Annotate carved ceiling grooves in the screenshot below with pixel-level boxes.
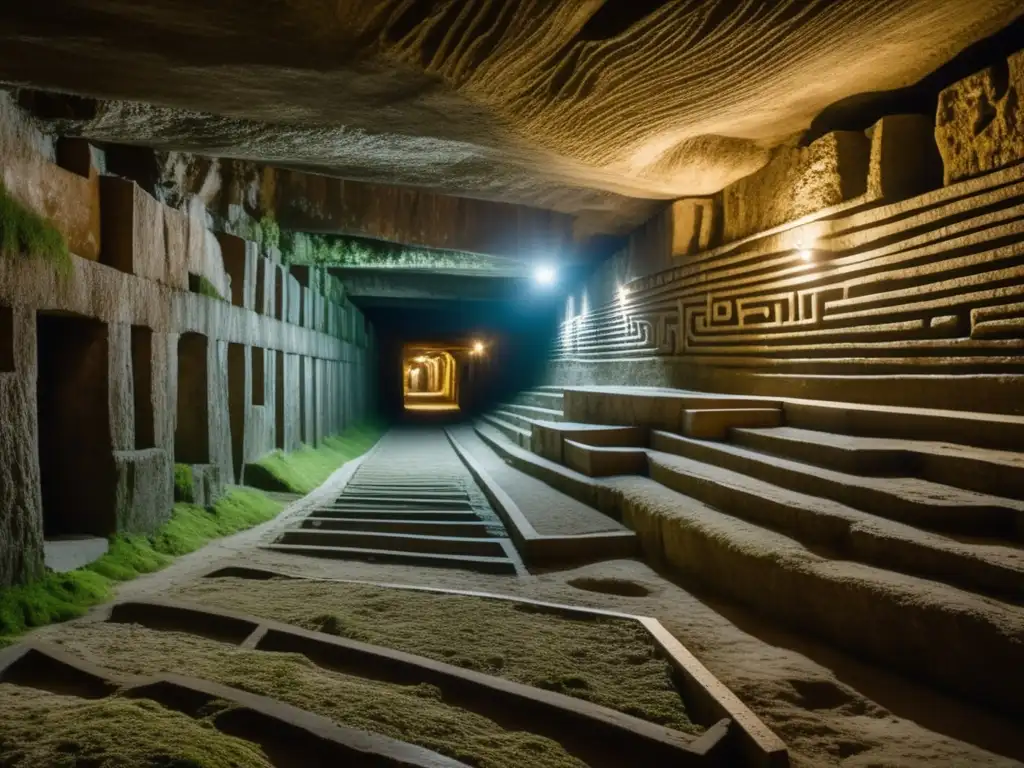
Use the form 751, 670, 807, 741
0, 0, 1020, 238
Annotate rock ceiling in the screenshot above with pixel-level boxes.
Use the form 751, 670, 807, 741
0, 0, 1020, 240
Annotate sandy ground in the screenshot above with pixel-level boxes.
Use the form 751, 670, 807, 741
26, 440, 1024, 768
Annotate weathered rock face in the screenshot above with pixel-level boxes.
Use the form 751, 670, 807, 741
936, 49, 1024, 184
0, 0, 1017, 236
721, 132, 871, 243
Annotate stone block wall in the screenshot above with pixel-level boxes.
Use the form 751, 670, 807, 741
0, 100, 377, 587
548, 56, 1024, 415
936, 49, 1024, 185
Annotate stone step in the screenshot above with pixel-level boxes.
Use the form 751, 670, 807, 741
513, 389, 564, 410
615, 474, 1024, 716
300, 517, 498, 537
784, 398, 1024, 452
563, 441, 647, 477
646, 445, 1024, 598
532, 421, 647, 464
264, 544, 517, 575
733, 426, 1024, 500
305, 509, 481, 522
652, 431, 1022, 539
328, 494, 473, 510
491, 408, 539, 432
682, 408, 783, 439
501, 403, 564, 422
277, 528, 508, 557
559, 388, 777, 430
479, 412, 531, 449
469, 419, 1024, 712
337, 489, 470, 500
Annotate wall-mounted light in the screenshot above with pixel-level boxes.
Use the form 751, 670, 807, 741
470, 340, 485, 355
794, 239, 814, 263
534, 264, 557, 286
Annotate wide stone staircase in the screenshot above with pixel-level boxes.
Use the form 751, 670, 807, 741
267, 428, 519, 574
477, 386, 1024, 718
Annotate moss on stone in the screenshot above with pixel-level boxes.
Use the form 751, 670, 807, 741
0, 490, 282, 644
258, 215, 280, 251
189, 273, 226, 301
53, 625, 586, 768
0, 684, 273, 768
246, 423, 383, 494
179, 579, 700, 734
280, 230, 506, 272
0, 179, 71, 277
174, 463, 195, 502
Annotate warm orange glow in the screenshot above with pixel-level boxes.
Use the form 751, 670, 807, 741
403, 344, 460, 412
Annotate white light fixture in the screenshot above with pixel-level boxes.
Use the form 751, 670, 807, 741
618, 285, 630, 302
534, 265, 557, 286
795, 239, 813, 262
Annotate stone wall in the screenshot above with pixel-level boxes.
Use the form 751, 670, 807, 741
548, 67, 1024, 414
0, 99, 376, 586
936, 49, 1024, 185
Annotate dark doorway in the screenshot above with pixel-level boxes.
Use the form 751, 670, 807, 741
275, 351, 286, 450
175, 332, 209, 464
36, 313, 117, 537
131, 325, 155, 449
227, 342, 246, 483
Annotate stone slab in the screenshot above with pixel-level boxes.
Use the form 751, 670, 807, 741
563, 441, 648, 477
531, 421, 647, 464
682, 408, 783, 440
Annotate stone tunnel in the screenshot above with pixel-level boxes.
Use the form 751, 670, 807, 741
0, 3, 1023, 767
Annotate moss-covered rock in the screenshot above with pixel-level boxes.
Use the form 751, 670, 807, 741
0, 179, 71, 277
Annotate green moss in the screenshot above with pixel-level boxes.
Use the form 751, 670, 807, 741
0, 569, 110, 640
0, 489, 283, 645
0, 686, 273, 768
258, 215, 280, 251
0, 179, 71, 278
174, 463, 195, 502
56, 626, 585, 768
246, 423, 383, 494
279, 230, 508, 272
189, 273, 225, 301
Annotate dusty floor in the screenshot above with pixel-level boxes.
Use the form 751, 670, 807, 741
16, 433, 1024, 768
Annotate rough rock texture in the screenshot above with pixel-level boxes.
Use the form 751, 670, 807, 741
936, 49, 1024, 184
0, 95, 100, 259
0, 306, 44, 586
721, 131, 871, 243
0, 1, 1018, 236
113, 448, 173, 533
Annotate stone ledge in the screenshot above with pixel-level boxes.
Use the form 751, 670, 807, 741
447, 427, 638, 567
